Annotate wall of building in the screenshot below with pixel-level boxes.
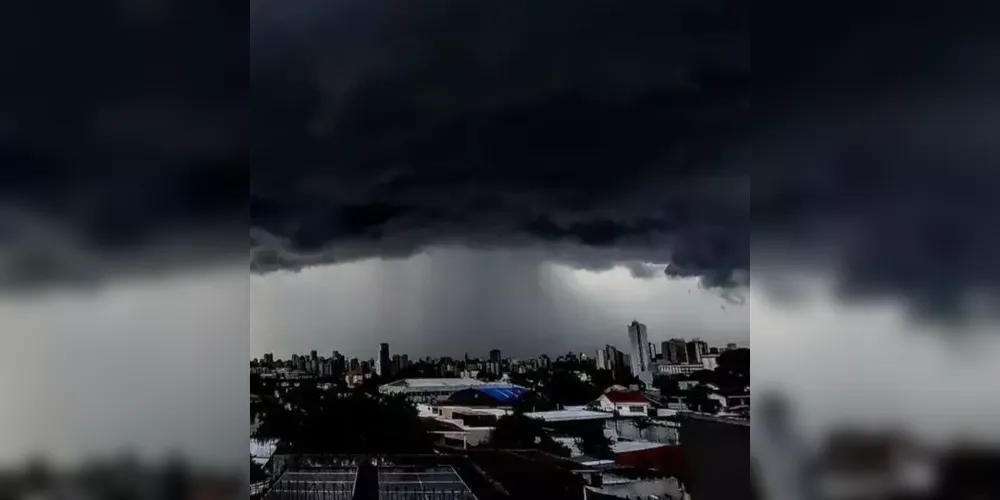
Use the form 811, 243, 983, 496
587, 477, 686, 500
614, 445, 686, 477
679, 415, 750, 500
609, 419, 680, 444
594, 395, 651, 417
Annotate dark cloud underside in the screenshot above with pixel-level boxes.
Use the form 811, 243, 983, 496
2, 0, 999, 310
250, 0, 751, 292
249, 0, 1000, 310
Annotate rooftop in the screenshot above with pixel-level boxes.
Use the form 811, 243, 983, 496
382, 378, 487, 389
611, 440, 670, 454
265, 455, 486, 500
378, 465, 476, 499
452, 408, 511, 418
602, 392, 651, 404
446, 386, 529, 405
524, 409, 614, 422
677, 412, 751, 427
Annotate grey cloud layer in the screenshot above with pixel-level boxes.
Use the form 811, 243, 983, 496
251, 0, 750, 292
251, 0, 1000, 310
2, 1, 999, 310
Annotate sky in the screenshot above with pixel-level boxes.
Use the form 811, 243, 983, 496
250, 246, 750, 360
0, 266, 248, 470
3, 0, 1000, 480
5, 260, 999, 474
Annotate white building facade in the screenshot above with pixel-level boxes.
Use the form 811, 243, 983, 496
627, 321, 650, 377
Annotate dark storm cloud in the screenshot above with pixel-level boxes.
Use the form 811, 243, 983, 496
250, 0, 751, 293
248, 0, 1000, 311
6, 0, 1000, 311
0, 1, 245, 286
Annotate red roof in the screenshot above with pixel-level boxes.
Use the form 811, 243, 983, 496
603, 391, 650, 404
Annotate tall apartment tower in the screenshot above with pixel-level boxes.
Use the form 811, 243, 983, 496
604, 345, 619, 371
376, 343, 390, 376
665, 339, 689, 364
688, 339, 708, 364
627, 321, 650, 376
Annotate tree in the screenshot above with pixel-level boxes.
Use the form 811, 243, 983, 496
488, 413, 571, 457
690, 369, 718, 385
575, 426, 613, 459
512, 390, 556, 413
250, 458, 268, 483
718, 348, 749, 379
652, 376, 681, 396
507, 372, 531, 388
589, 369, 616, 390
542, 370, 601, 406
684, 385, 722, 414
253, 385, 434, 454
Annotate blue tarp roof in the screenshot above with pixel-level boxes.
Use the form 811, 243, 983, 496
475, 386, 529, 404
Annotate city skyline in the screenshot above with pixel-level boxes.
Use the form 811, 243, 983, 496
249, 323, 748, 363
252, 336, 748, 366
250, 248, 749, 361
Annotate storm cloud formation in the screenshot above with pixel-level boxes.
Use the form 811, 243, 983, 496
0, 0, 245, 286
251, 0, 751, 290
2, 1, 1000, 309
250, 0, 1000, 311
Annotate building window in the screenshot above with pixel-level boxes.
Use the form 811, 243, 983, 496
628, 405, 645, 413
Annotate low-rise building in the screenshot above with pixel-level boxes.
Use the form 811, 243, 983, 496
378, 377, 525, 404
679, 413, 751, 500
649, 362, 705, 376
591, 391, 653, 417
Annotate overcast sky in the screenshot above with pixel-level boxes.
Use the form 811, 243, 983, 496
0, 267, 247, 470
250, 246, 749, 360
4, 0, 1000, 481
5, 259, 1000, 473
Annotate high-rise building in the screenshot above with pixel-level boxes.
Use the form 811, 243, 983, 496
627, 321, 650, 376
310, 350, 319, 363
331, 351, 345, 373
391, 354, 402, 376
648, 342, 658, 361
665, 339, 689, 364
264, 353, 274, 365
376, 343, 390, 377
596, 348, 608, 370
489, 349, 502, 363
605, 345, 619, 370
538, 354, 551, 369
691, 339, 709, 356
687, 340, 704, 365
